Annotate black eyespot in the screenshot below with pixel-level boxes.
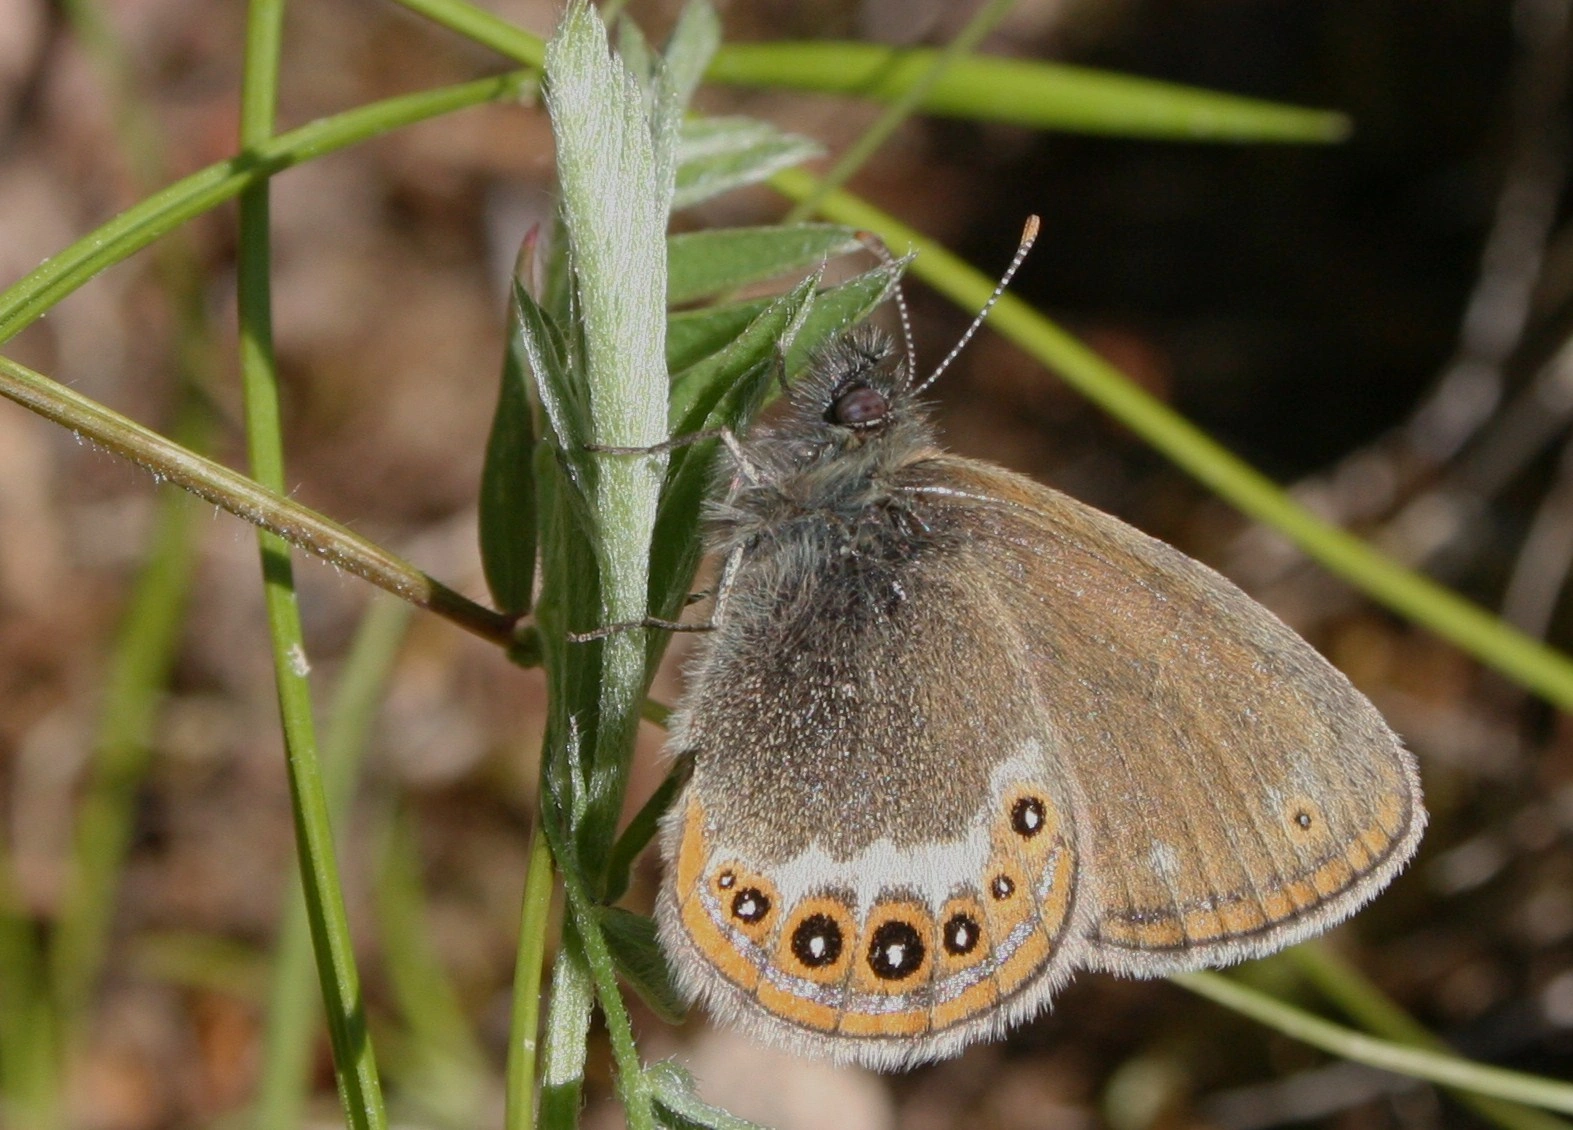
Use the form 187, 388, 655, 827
990, 875, 1015, 900
1294, 810, 1313, 830
829, 384, 889, 428
716, 870, 736, 889
790, 914, 844, 968
1011, 796, 1047, 838
943, 913, 980, 956
730, 887, 771, 924
867, 920, 926, 981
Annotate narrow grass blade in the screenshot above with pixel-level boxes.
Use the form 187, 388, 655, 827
386, 0, 544, 67
1175, 971, 1573, 1114
708, 43, 1349, 141
252, 596, 411, 1130
238, 0, 386, 1120
1286, 944, 1570, 1130
504, 826, 557, 1130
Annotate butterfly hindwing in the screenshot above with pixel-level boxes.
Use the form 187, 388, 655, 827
657, 511, 1082, 1068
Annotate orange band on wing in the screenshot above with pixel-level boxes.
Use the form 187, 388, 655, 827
671, 783, 1081, 1041
1096, 797, 1410, 951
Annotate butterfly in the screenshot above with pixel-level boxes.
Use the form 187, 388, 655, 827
634, 221, 1425, 1070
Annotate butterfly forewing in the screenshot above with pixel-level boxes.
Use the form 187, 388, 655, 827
897, 456, 1425, 974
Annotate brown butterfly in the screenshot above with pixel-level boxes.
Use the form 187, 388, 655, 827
638, 220, 1424, 1070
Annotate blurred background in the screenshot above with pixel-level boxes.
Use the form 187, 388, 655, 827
1, 0, 1571, 1127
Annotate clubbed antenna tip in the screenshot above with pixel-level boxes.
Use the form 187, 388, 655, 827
914, 214, 1040, 395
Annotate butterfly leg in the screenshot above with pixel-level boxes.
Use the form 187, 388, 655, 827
566, 430, 756, 643
585, 427, 761, 483
567, 545, 744, 642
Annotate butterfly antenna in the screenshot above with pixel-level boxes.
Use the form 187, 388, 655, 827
913, 214, 1040, 395
856, 229, 919, 381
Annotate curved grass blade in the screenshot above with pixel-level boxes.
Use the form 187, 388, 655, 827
0, 71, 534, 346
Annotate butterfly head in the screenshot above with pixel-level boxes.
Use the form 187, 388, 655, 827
776, 323, 933, 458
814, 329, 905, 435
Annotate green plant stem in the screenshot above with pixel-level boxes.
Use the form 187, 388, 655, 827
530, 13, 666, 1127
769, 167, 1573, 713
238, 0, 387, 1124
1174, 972, 1573, 1114
1285, 944, 1570, 1130
388, 0, 544, 65
545, 0, 671, 884
783, 0, 1018, 222
505, 826, 557, 1130
0, 356, 517, 648
252, 596, 412, 1130
559, 872, 653, 1130
0, 71, 533, 346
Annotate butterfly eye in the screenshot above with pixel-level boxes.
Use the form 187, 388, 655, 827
829, 384, 889, 428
